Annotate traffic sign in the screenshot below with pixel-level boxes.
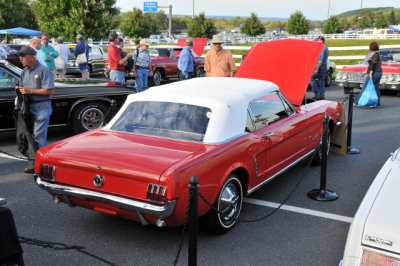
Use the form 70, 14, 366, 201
144, 2, 157, 12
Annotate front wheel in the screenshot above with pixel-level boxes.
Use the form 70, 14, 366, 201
71, 102, 107, 133
195, 67, 205, 77
203, 173, 243, 234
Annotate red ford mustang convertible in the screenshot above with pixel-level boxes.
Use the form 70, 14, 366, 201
34, 40, 343, 233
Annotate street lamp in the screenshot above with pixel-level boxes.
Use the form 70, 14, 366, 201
327, 0, 330, 18
192, 0, 194, 18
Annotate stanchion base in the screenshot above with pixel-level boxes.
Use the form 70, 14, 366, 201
347, 146, 360, 154
308, 189, 339, 201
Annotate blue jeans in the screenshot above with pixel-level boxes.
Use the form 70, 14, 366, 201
135, 68, 149, 92
110, 70, 125, 83
29, 101, 52, 149
311, 68, 326, 97
361, 71, 382, 106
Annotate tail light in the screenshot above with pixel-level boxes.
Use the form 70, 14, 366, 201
39, 164, 56, 182
147, 184, 167, 204
361, 248, 400, 266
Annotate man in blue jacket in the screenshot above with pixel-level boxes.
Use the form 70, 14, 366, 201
74, 34, 89, 79
177, 38, 194, 80
311, 36, 329, 100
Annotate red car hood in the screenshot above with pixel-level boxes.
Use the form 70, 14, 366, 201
177, 38, 208, 56
235, 39, 323, 106
45, 130, 204, 182
340, 63, 400, 73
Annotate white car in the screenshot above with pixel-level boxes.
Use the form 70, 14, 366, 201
341, 147, 400, 265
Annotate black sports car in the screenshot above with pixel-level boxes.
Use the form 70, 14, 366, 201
0, 61, 135, 133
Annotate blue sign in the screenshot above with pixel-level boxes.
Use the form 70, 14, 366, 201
239, 23, 243, 28
144, 2, 157, 12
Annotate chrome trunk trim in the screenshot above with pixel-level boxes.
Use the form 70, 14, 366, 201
35, 177, 176, 217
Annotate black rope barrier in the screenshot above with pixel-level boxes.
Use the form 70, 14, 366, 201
18, 236, 118, 266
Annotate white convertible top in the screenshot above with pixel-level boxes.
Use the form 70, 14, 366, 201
105, 77, 278, 143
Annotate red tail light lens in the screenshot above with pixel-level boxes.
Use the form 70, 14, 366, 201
361, 248, 400, 266
39, 164, 56, 182
147, 184, 167, 204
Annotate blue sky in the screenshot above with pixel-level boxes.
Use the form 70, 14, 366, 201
116, 0, 400, 21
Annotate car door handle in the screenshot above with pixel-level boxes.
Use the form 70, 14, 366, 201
265, 132, 274, 138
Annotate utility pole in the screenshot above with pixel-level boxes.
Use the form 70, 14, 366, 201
327, 0, 330, 19
192, 0, 194, 18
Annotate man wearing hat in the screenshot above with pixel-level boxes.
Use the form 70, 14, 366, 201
204, 35, 236, 77
311, 36, 329, 100
107, 32, 132, 83
16, 45, 55, 173
74, 34, 90, 79
55, 37, 70, 78
133, 39, 152, 92
177, 38, 194, 80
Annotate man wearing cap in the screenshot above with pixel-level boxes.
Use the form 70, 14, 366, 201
204, 35, 236, 77
74, 34, 90, 79
16, 45, 54, 173
107, 32, 132, 83
311, 36, 329, 100
55, 37, 70, 78
177, 38, 194, 80
38, 33, 59, 79
133, 40, 152, 92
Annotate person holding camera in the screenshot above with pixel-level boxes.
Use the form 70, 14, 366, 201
107, 32, 132, 83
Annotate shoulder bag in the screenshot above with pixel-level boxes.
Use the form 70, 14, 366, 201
76, 44, 87, 64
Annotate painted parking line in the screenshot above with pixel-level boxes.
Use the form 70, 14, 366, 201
0, 151, 27, 161
244, 198, 353, 223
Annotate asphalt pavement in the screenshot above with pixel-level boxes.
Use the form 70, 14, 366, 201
0, 84, 399, 266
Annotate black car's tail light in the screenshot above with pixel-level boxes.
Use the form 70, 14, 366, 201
147, 184, 167, 204
39, 164, 56, 182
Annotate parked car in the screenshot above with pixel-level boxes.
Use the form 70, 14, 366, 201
340, 147, 400, 266
0, 44, 24, 69
34, 39, 343, 233
0, 60, 135, 133
105, 38, 207, 86
335, 48, 400, 94
66, 44, 107, 75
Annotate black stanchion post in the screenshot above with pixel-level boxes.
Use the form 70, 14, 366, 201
308, 115, 338, 201
188, 176, 199, 266
346, 91, 360, 154
110, 99, 117, 117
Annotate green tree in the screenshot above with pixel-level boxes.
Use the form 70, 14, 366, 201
359, 9, 374, 28
0, 0, 37, 29
152, 10, 168, 30
31, 0, 119, 41
323, 16, 342, 34
120, 8, 155, 38
339, 18, 350, 31
241, 13, 265, 36
232, 16, 245, 28
172, 17, 189, 30
375, 14, 388, 29
387, 10, 397, 25
187, 12, 216, 38
286, 10, 310, 35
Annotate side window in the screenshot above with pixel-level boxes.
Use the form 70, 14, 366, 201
245, 110, 255, 132
92, 47, 101, 55
248, 92, 288, 130
0, 67, 19, 89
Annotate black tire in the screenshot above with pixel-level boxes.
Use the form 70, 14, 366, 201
151, 69, 162, 86
312, 129, 330, 166
203, 173, 243, 234
71, 102, 107, 133
325, 69, 332, 87
344, 87, 351, 94
195, 67, 205, 77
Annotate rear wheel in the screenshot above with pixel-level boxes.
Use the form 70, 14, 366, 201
312, 129, 331, 166
344, 87, 351, 94
151, 69, 162, 86
203, 173, 243, 234
71, 102, 107, 133
195, 67, 205, 77
325, 69, 332, 87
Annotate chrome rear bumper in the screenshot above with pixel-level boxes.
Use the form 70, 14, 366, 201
35, 176, 176, 218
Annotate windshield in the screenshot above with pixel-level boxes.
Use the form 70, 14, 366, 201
364, 49, 400, 63
110, 101, 211, 142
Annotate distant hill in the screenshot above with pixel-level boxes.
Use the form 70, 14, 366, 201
175, 14, 288, 22
336, 7, 398, 18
